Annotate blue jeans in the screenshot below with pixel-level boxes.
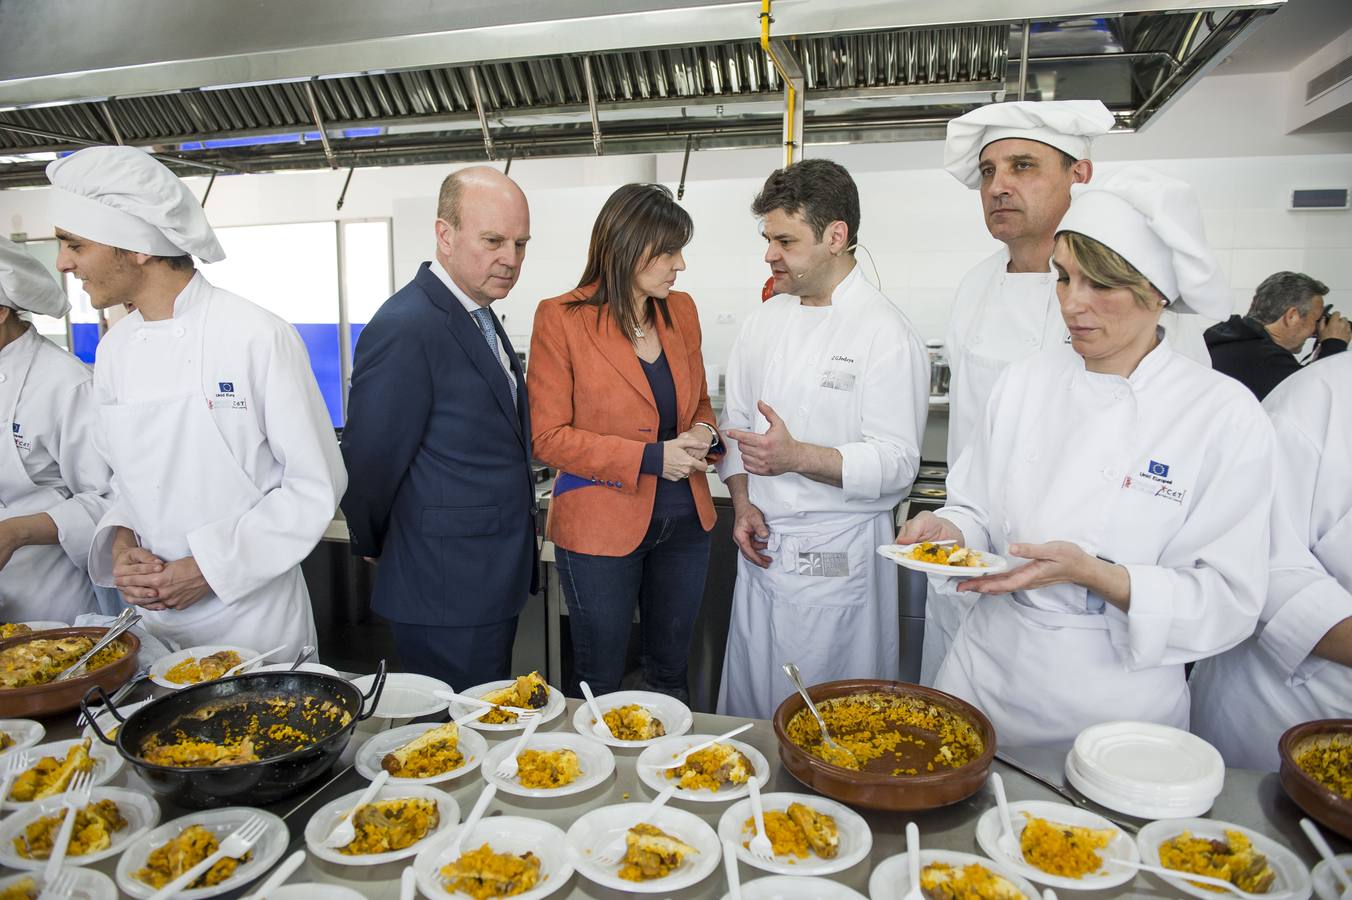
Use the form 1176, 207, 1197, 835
555, 514, 711, 702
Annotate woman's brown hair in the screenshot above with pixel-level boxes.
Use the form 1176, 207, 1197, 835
570, 183, 693, 339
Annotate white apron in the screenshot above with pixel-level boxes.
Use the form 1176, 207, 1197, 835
96, 294, 316, 655
0, 333, 98, 623
718, 511, 899, 720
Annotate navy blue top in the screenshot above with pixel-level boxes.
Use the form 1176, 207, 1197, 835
638, 352, 697, 517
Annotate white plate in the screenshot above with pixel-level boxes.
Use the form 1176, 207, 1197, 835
115, 806, 288, 899
868, 849, 1041, 899
482, 732, 615, 798
876, 543, 1010, 576
268, 887, 368, 900
82, 698, 152, 744
304, 783, 458, 866
567, 801, 720, 893
0, 868, 116, 900
570, 690, 694, 749
1313, 853, 1352, 900
1136, 817, 1313, 900
974, 799, 1139, 890
255, 661, 344, 678
1066, 720, 1223, 819
637, 736, 770, 803
413, 815, 573, 899
148, 644, 258, 690
0, 718, 45, 756
0, 786, 160, 869
452, 677, 566, 732
727, 875, 869, 899
17, 620, 69, 632
2, 738, 124, 810
355, 721, 488, 786
716, 792, 871, 876
351, 672, 451, 721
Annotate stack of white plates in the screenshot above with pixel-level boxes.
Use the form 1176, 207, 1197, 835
1065, 721, 1224, 819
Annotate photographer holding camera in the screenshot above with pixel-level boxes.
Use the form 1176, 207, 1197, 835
1205, 270, 1348, 400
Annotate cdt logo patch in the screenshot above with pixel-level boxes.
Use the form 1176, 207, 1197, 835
213, 381, 247, 410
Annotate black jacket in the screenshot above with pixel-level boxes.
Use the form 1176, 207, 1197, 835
1204, 315, 1346, 401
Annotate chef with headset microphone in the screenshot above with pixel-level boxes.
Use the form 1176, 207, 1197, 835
716, 158, 928, 718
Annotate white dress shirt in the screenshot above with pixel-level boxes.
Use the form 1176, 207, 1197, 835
430, 260, 516, 403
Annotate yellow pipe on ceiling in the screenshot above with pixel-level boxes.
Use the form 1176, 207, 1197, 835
759, 0, 799, 168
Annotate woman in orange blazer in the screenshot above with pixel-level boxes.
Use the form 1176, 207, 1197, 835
528, 183, 719, 700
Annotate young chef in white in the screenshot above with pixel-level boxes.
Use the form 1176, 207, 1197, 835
1189, 351, 1352, 771
0, 237, 111, 623
717, 158, 927, 718
924, 101, 1210, 686
898, 166, 1273, 749
48, 146, 346, 656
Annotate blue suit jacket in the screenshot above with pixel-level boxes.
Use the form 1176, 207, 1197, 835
341, 262, 537, 627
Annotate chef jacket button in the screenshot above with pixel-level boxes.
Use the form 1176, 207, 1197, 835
173, 326, 186, 338
1003, 520, 1012, 532
0, 374, 6, 383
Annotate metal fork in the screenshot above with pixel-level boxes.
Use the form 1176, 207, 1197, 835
745, 777, 775, 863
149, 814, 269, 900
0, 750, 30, 809
493, 712, 542, 780
44, 770, 95, 880
594, 785, 677, 866
36, 869, 78, 900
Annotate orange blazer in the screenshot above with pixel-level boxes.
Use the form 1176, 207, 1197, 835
528, 284, 719, 556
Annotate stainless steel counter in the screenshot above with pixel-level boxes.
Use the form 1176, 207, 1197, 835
28, 694, 1346, 898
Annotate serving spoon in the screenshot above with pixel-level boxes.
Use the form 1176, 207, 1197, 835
780, 663, 858, 767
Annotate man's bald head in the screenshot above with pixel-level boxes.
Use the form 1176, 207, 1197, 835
437, 166, 526, 227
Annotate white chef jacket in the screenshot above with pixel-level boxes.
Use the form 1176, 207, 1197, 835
715, 265, 927, 717
923, 247, 1214, 685
934, 336, 1272, 749
1190, 352, 1352, 771
0, 326, 110, 622
87, 273, 345, 655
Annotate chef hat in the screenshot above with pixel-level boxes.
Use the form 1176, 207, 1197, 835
46, 146, 224, 263
1056, 165, 1229, 318
0, 235, 69, 318
944, 100, 1115, 189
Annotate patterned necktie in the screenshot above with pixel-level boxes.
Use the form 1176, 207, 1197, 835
470, 306, 517, 405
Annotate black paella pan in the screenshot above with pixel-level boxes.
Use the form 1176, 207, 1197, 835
81, 662, 386, 809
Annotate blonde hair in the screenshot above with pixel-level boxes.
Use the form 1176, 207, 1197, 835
1057, 231, 1165, 310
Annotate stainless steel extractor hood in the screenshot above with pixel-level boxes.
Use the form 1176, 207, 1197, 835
0, 0, 1283, 188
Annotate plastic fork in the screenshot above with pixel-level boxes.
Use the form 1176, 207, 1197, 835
578, 681, 613, 739
493, 712, 542, 780
240, 848, 305, 900
0, 749, 30, 809
902, 821, 923, 900
780, 663, 858, 767
646, 723, 754, 770
223, 644, 288, 678
722, 837, 742, 900
148, 814, 269, 900
448, 783, 498, 859
36, 869, 78, 900
1107, 858, 1294, 899
399, 866, 418, 900
323, 770, 389, 848
1301, 817, 1352, 899
43, 770, 94, 879
595, 785, 677, 866
745, 778, 775, 863
990, 772, 1024, 863
431, 689, 538, 719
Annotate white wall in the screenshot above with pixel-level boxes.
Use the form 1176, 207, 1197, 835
4, 70, 1350, 370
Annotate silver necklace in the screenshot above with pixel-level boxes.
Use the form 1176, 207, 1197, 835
633, 325, 645, 339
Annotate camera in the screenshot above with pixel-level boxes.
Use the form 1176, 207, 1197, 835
1322, 303, 1334, 324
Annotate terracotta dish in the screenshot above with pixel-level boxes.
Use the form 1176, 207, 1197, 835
0, 627, 140, 719
1279, 718, 1352, 840
772, 678, 996, 811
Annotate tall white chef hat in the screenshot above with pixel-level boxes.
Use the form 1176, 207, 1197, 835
46, 146, 225, 263
1056, 165, 1229, 318
0, 235, 69, 318
944, 100, 1115, 189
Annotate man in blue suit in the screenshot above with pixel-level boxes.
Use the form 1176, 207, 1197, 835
341, 166, 537, 689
